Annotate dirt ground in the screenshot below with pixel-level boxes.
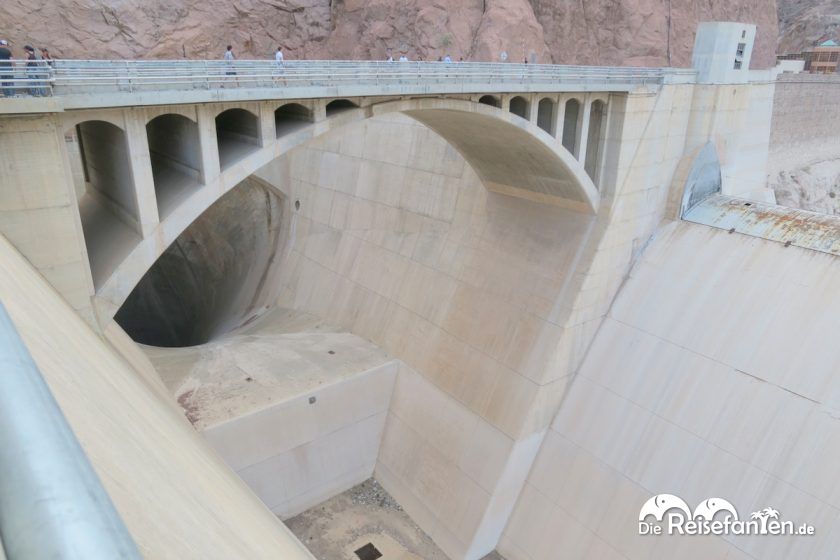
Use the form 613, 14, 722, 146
284, 478, 505, 560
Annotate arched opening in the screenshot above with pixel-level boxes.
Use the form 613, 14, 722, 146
275, 103, 313, 137
537, 98, 555, 136
326, 99, 358, 117
509, 96, 530, 120
69, 120, 141, 290
680, 142, 722, 216
215, 108, 261, 170
146, 114, 202, 219
584, 100, 607, 183
478, 95, 501, 108
562, 99, 581, 155
98, 98, 601, 316
115, 177, 285, 347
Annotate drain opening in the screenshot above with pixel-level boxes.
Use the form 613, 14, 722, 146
354, 543, 382, 560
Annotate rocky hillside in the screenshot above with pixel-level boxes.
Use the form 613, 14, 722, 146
1, 0, 778, 67
777, 0, 840, 54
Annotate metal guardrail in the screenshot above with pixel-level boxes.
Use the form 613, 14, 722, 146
0, 302, 140, 560
1, 59, 697, 98
0, 60, 52, 97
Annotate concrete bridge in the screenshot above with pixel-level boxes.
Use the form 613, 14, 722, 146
0, 22, 813, 560
1, 59, 701, 323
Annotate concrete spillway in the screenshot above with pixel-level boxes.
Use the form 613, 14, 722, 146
5, 33, 839, 557
115, 178, 286, 347
501, 219, 840, 560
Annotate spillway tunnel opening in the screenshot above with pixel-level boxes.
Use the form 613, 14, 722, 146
114, 177, 286, 348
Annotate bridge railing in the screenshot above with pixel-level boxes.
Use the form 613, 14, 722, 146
0, 302, 140, 559
0, 60, 53, 97
1, 59, 696, 97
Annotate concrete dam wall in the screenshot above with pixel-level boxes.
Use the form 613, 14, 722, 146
500, 220, 840, 560
2, 41, 837, 555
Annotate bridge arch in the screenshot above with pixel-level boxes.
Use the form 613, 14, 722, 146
509, 96, 530, 119
274, 103, 314, 137
561, 98, 582, 154
215, 108, 262, 170
478, 95, 501, 108
326, 99, 359, 117
146, 113, 203, 218
537, 97, 556, 136
92, 96, 600, 320
63, 118, 144, 292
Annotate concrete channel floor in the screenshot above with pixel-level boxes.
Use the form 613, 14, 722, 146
285, 479, 505, 560
144, 308, 391, 430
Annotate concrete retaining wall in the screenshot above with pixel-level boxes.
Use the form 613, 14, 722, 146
205, 361, 396, 519
770, 75, 840, 163
768, 75, 840, 212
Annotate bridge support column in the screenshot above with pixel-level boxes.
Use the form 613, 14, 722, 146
499, 94, 511, 113
527, 94, 539, 124
575, 94, 593, 164
196, 106, 221, 190
551, 95, 566, 140
258, 102, 276, 147
123, 110, 160, 237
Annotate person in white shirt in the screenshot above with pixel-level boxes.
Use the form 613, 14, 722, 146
398, 54, 408, 62
443, 54, 452, 63
275, 46, 284, 65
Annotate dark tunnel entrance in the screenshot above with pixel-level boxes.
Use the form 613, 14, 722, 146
115, 178, 286, 347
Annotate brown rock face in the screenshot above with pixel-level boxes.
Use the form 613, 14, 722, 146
777, 0, 840, 55
528, 0, 778, 68
0, 0, 777, 67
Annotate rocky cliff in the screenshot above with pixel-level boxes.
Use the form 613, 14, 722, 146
777, 0, 840, 54
1, 0, 777, 67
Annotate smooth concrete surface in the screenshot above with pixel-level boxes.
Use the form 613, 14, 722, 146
249, 87, 701, 557
678, 81, 776, 206
499, 220, 840, 560
144, 308, 396, 519
0, 234, 313, 559
76, 120, 140, 230
78, 193, 142, 290
0, 115, 95, 324
693, 22, 756, 84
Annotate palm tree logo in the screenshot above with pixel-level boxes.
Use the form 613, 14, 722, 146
750, 507, 779, 533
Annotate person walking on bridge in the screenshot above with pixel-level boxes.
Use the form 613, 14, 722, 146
24, 46, 46, 96
223, 45, 236, 86
0, 40, 12, 97
224, 45, 235, 66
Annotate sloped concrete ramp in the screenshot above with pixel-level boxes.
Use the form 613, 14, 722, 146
501, 220, 840, 560
0, 234, 312, 559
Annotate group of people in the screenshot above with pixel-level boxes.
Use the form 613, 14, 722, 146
385, 51, 463, 63
224, 44, 285, 65
0, 39, 54, 97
